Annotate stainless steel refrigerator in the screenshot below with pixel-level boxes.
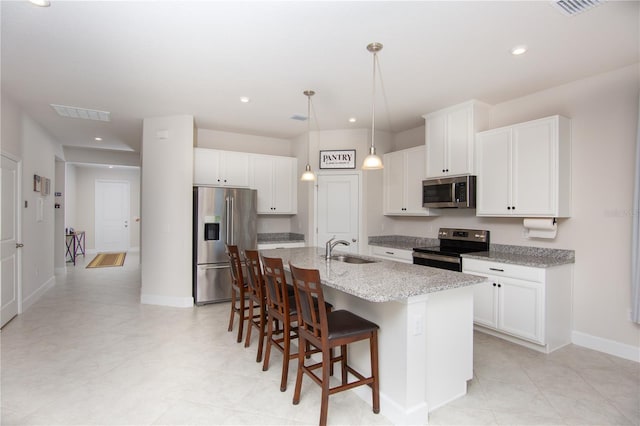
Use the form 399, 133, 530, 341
193, 186, 257, 305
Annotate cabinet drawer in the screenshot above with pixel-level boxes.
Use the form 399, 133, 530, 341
462, 258, 544, 282
369, 246, 413, 263
258, 242, 305, 250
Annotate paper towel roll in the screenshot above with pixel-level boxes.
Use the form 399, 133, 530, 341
523, 218, 557, 239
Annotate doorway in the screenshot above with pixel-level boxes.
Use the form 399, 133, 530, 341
95, 180, 130, 252
1, 154, 21, 327
314, 172, 362, 254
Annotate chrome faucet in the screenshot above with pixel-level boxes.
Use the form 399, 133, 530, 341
325, 236, 350, 260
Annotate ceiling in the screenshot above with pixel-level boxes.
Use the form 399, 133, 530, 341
2, 1, 638, 153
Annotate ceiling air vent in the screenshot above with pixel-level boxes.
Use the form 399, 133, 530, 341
290, 114, 308, 121
552, 0, 603, 16
50, 104, 111, 121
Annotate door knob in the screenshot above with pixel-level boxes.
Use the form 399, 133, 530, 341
352, 238, 357, 243
16, 243, 24, 248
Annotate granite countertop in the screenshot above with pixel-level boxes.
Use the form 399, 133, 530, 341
260, 247, 485, 303
369, 235, 575, 268
368, 235, 439, 250
257, 232, 305, 244
461, 245, 575, 268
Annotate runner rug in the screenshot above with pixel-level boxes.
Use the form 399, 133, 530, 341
86, 252, 126, 268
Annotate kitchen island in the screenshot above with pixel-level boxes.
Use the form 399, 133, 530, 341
260, 247, 487, 425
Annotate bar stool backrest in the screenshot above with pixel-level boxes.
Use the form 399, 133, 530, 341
261, 255, 291, 316
289, 263, 329, 340
226, 244, 244, 286
244, 249, 264, 301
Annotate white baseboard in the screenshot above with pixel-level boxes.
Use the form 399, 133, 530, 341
21, 276, 55, 313
140, 293, 193, 308
572, 331, 640, 363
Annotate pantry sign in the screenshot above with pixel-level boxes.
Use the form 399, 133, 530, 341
319, 150, 356, 169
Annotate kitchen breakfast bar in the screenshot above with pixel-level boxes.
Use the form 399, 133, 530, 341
260, 247, 487, 425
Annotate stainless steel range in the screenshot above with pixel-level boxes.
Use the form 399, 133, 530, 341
413, 228, 490, 271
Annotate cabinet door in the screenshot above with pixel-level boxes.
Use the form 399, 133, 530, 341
193, 148, 222, 185
472, 279, 499, 329
221, 151, 250, 187
250, 155, 275, 213
498, 277, 544, 344
446, 106, 473, 176
383, 150, 406, 214
404, 147, 427, 214
512, 120, 556, 216
272, 156, 297, 214
425, 113, 447, 178
476, 129, 512, 215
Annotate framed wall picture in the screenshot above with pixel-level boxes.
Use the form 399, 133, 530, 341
319, 150, 356, 169
33, 174, 41, 192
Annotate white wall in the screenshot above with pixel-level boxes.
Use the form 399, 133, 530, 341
393, 125, 425, 151
69, 165, 141, 250
1, 96, 63, 311
63, 146, 140, 167
54, 159, 66, 271
140, 115, 194, 307
382, 65, 640, 351
197, 128, 292, 156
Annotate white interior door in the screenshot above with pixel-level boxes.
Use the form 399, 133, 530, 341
316, 173, 360, 254
95, 180, 130, 252
1, 155, 21, 327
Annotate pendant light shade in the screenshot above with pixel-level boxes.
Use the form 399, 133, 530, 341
301, 90, 316, 181
362, 42, 384, 170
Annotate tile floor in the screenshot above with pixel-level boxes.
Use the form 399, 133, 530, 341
1, 252, 638, 425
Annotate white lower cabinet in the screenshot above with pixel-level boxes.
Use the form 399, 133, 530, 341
463, 257, 572, 353
369, 246, 413, 264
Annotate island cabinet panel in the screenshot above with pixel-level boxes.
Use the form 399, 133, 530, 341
249, 154, 297, 214
423, 100, 491, 178
193, 147, 250, 187
475, 115, 571, 217
463, 257, 572, 353
383, 146, 434, 216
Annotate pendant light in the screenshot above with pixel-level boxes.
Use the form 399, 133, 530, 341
301, 90, 316, 181
362, 42, 384, 170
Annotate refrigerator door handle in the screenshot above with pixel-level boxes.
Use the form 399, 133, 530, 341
199, 264, 230, 270
229, 196, 234, 245
225, 196, 231, 245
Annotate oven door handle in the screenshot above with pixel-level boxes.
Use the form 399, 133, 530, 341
412, 252, 461, 264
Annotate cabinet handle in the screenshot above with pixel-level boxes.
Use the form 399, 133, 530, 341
385, 251, 394, 255
497, 284, 502, 288
512, 206, 515, 210
507, 206, 511, 210
492, 283, 497, 287
489, 267, 504, 272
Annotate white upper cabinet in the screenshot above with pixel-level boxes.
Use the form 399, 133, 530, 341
476, 115, 571, 217
423, 100, 491, 178
383, 145, 433, 216
249, 154, 297, 215
193, 148, 250, 187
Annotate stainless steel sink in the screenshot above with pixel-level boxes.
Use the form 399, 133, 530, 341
329, 255, 377, 264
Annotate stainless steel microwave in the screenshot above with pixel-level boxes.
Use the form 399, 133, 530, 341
422, 175, 476, 208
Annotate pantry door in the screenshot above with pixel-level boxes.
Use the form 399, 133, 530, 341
315, 173, 360, 254
95, 180, 130, 251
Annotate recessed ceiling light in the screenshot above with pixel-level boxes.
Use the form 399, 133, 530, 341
348, 117, 357, 123
29, 0, 50, 7
240, 97, 250, 103
511, 45, 528, 56
94, 137, 102, 141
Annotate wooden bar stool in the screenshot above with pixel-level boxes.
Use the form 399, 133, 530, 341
289, 263, 380, 426
243, 249, 268, 362
261, 255, 331, 392
226, 244, 250, 343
